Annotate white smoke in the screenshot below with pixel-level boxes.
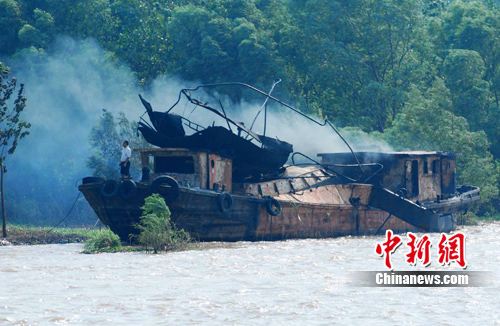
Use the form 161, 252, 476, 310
1, 37, 187, 225
163, 90, 393, 164
1, 36, 391, 225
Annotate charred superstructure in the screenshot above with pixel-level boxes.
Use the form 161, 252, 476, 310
79, 82, 480, 241
137, 83, 293, 181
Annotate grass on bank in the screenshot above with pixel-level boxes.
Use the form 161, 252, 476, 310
2, 225, 101, 245
82, 229, 130, 253
83, 194, 192, 254
6, 224, 102, 237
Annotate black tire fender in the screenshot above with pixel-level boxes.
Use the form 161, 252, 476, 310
82, 176, 104, 184
151, 176, 180, 203
266, 197, 281, 216
119, 180, 137, 200
217, 192, 233, 214
100, 180, 119, 199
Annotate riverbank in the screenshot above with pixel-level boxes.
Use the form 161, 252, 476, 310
0, 226, 240, 252
2, 216, 498, 247
0, 226, 99, 246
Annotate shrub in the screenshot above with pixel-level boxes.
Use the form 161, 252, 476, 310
133, 194, 191, 253
82, 229, 122, 253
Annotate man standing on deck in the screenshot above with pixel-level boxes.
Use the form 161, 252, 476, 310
120, 140, 132, 179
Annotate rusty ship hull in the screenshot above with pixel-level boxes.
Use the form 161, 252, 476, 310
79, 181, 414, 241
79, 177, 478, 242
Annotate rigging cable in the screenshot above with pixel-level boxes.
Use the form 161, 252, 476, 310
47, 167, 120, 232
47, 192, 82, 233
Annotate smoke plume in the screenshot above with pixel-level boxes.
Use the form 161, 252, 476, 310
1, 36, 390, 226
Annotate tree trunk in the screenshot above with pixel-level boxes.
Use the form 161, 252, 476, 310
1, 161, 6, 238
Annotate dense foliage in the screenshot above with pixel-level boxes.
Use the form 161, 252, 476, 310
1, 0, 500, 220
133, 194, 191, 253
82, 228, 122, 253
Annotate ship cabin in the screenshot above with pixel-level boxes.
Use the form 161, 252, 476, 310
135, 148, 459, 205
318, 151, 458, 203
135, 148, 233, 192
134, 147, 329, 198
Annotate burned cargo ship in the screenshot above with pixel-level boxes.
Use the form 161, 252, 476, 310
79, 82, 480, 241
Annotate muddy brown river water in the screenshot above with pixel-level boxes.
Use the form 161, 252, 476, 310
1, 222, 500, 325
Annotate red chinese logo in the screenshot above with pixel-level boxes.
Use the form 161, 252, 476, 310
375, 231, 467, 269
405, 232, 432, 267
375, 230, 402, 270
438, 232, 467, 268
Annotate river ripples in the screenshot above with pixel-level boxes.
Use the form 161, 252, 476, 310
1, 222, 500, 325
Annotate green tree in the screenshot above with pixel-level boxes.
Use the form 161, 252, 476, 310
167, 2, 281, 100
62, 0, 115, 40
0, 0, 23, 54
439, 1, 500, 107
281, 0, 432, 131
434, 1, 500, 160
442, 50, 489, 128
18, 24, 46, 48
0, 62, 30, 237
33, 8, 55, 35
134, 194, 190, 253
16, 8, 55, 50
87, 111, 150, 178
110, 0, 171, 84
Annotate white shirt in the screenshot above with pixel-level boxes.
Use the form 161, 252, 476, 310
121, 146, 132, 162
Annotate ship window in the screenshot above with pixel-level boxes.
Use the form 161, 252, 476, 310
424, 161, 429, 174
444, 161, 451, 173
432, 160, 440, 174
154, 156, 195, 174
